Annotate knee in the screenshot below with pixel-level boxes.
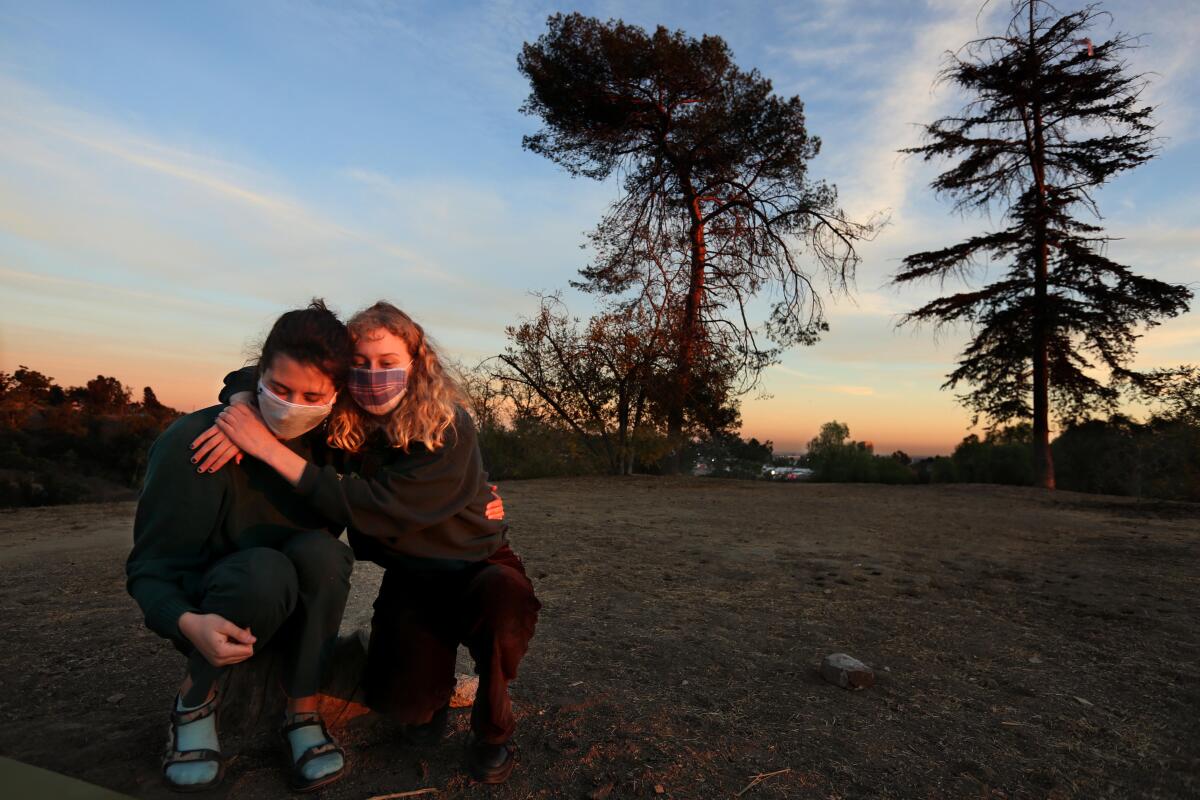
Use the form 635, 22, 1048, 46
285, 531, 354, 586
474, 567, 540, 633
205, 548, 299, 625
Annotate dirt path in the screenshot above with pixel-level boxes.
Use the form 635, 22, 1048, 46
1, 478, 1197, 799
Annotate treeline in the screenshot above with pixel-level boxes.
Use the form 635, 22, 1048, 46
0, 358, 770, 504
803, 415, 1200, 503
475, 421, 773, 482
0, 366, 181, 507
458, 357, 771, 480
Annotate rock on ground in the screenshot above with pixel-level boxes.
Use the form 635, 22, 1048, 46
821, 653, 876, 690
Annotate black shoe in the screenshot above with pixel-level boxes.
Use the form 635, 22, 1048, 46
464, 732, 516, 784
401, 703, 449, 746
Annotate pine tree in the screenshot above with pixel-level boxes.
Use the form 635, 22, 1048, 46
518, 13, 873, 469
896, 0, 1192, 489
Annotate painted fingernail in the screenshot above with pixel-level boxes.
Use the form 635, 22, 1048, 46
190, 457, 197, 463
197, 467, 203, 473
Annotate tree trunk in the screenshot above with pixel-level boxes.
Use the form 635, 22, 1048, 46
668, 186, 709, 474
218, 627, 478, 740
615, 386, 629, 476
217, 628, 373, 739
1031, 240, 1055, 490
1029, 0, 1056, 490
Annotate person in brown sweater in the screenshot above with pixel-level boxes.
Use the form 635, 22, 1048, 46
192, 301, 540, 785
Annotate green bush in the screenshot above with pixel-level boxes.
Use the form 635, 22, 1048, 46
1055, 416, 1200, 501
951, 426, 1034, 485
874, 456, 916, 484
930, 456, 958, 483
477, 419, 607, 480
0, 469, 87, 507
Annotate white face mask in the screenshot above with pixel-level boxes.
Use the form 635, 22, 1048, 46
256, 379, 335, 441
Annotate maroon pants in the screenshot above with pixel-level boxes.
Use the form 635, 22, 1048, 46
364, 544, 541, 743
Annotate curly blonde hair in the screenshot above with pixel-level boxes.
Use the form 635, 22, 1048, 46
326, 301, 467, 453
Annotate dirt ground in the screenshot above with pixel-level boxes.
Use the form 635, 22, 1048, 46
1, 477, 1197, 799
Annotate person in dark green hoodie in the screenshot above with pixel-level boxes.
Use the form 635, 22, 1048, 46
193, 300, 540, 785
126, 300, 355, 794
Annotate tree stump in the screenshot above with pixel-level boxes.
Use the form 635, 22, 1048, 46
216, 627, 372, 737
217, 627, 478, 738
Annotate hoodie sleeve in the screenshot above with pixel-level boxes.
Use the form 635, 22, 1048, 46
126, 409, 227, 643
218, 366, 258, 405
294, 408, 487, 539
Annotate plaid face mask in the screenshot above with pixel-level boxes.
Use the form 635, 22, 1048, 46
348, 367, 408, 416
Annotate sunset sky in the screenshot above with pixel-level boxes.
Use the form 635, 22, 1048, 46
2, 0, 1197, 454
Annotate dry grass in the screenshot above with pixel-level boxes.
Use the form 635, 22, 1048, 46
0, 477, 1197, 798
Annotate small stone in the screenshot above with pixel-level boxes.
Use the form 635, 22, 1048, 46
654, 785, 666, 795
820, 653, 876, 690
106, 693, 125, 704
450, 673, 478, 708
823, 589, 832, 595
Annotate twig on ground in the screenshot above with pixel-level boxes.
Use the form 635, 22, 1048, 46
366, 789, 439, 800
735, 767, 791, 797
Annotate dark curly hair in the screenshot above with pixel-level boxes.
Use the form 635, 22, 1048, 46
256, 299, 353, 389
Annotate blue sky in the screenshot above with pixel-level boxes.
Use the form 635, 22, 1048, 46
2, 0, 1197, 453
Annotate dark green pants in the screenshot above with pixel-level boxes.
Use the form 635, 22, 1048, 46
182, 530, 353, 705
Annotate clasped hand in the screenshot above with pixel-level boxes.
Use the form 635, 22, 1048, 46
178, 612, 256, 668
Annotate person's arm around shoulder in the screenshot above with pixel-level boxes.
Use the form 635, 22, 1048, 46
294, 406, 486, 537
219, 366, 257, 405
214, 402, 309, 485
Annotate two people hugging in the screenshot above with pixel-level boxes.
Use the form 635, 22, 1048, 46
125, 300, 541, 792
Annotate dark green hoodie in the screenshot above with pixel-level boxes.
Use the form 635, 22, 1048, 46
125, 405, 338, 643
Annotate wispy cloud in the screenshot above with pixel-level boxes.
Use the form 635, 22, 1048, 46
769, 364, 817, 380
826, 384, 875, 396
811, 3, 994, 223
1119, 0, 1200, 147
0, 75, 521, 303
0, 73, 535, 407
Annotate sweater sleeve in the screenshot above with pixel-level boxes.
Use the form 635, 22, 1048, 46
218, 366, 257, 404
294, 409, 484, 539
126, 410, 227, 643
